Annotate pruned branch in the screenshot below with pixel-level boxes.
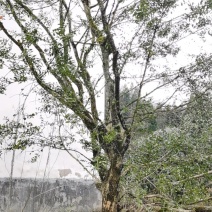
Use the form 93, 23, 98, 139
172, 170, 212, 185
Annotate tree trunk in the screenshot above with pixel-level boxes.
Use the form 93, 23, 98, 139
101, 155, 123, 212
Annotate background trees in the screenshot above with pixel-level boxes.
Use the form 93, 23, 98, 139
0, 0, 212, 211
119, 90, 212, 210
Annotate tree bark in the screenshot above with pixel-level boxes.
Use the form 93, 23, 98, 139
101, 155, 123, 212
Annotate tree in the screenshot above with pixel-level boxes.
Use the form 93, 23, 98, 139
119, 90, 212, 210
120, 85, 157, 138
0, 0, 211, 211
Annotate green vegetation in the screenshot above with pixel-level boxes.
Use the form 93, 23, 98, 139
119, 90, 212, 210
0, 0, 212, 211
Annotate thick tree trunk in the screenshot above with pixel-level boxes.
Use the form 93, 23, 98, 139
101, 156, 123, 212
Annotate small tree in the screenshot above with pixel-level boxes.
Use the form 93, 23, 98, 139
120, 91, 212, 210
0, 0, 212, 211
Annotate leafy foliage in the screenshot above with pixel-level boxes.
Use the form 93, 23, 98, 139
120, 91, 212, 209
0, 0, 212, 211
